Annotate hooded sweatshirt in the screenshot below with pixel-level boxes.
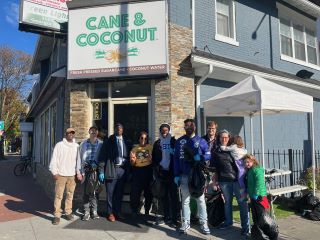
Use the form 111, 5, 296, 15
49, 138, 79, 176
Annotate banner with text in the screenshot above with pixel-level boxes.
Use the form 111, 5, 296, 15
67, 0, 168, 79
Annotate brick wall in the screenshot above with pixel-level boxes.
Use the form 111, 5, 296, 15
64, 80, 91, 142
154, 23, 194, 139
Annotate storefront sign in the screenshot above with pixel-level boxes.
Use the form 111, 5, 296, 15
20, 0, 68, 32
68, 0, 168, 79
93, 102, 102, 120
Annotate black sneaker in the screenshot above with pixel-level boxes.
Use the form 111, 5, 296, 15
82, 212, 90, 221
52, 217, 60, 225
65, 214, 74, 221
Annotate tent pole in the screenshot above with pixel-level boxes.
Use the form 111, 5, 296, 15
250, 114, 253, 153
260, 109, 265, 167
311, 112, 316, 196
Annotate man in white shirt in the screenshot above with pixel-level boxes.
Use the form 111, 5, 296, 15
49, 128, 79, 225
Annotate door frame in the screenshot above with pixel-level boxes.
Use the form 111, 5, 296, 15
109, 97, 152, 141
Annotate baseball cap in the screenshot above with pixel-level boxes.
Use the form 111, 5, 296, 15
66, 128, 76, 134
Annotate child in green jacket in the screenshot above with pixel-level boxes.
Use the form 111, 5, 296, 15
244, 154, 269, 209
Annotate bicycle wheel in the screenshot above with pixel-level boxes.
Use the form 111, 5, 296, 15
14, 163, 26, 176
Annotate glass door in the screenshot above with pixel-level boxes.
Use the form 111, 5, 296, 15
112, 101, 149, 144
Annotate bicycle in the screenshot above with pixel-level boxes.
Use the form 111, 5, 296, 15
13, 156, 32, 176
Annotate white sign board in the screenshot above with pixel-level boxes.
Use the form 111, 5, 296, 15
20, 0, 68, 32
68, 0, 168, 79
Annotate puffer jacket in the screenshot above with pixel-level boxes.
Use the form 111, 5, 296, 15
212, 146, 238, 182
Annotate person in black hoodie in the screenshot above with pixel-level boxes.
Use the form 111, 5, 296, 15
152, 123, 178, 227
98, 123, 132, 222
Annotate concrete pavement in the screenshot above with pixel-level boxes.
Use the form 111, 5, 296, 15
0, 154, 319, 240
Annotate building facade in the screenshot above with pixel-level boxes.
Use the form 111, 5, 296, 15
23, 0, 320, 198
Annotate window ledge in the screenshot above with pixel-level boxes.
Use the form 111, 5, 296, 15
215, 34, 239, 46
280, 54, 320, 71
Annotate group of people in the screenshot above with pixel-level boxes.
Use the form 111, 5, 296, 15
48, 119, 269, 238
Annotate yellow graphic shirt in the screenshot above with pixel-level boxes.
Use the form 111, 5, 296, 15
131, 144, 153, 167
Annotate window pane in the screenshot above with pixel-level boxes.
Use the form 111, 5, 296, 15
294, 41, 306, 61
307, 46, 317, 64
111, 80, 151, 98
306, 29, 316, 47
217, 0, 231, 16
293, 24, 304, 43
217, 13, 229, 37
280, 18, 291, 37
281, 35, 293, 57
93, 82, 108, 99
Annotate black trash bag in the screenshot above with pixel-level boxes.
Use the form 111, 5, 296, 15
206, 190, 225, 227
251, 224, 270, 240
188, 162, 206, 198
151, 167, 168, 199
251, 200, 279, 240
84, 164, 102, 195
304, 203, 320, 221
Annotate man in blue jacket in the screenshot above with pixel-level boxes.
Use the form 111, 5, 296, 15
174, 119, 211, 235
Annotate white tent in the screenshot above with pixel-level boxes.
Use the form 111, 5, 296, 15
203, 75, 316, 195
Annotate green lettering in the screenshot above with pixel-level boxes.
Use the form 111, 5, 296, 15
136, 29, 147, 42
98, 16, 109, 29
121, 14, 129, 27
86, 17, 97, 30
100, 32, 111, 44
87, 33, 99, 46
110, 31, 123, 44
148, 27, 157, 40
76, 34, 87, 46
124, 29, 135, 42
109, 15, 120, 28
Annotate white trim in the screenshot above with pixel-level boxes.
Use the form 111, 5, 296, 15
280, 54, 320, 71
214, 34, 239, 46
191, 54, 320, 91
215, 0, 238, 44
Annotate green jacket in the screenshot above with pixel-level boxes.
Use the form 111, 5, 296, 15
247, 165, 267, 198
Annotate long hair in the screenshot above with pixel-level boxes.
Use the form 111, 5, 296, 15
244, 154, 259, 167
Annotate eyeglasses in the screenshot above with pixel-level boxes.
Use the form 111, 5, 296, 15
140, 137, 147, 140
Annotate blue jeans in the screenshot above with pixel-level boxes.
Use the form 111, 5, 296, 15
180, 175, 207, 223
220, 181, 249, 232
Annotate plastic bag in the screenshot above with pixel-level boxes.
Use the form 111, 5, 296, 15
151, 167, 168, 199
251, 200, 279, 240
206, 190, 225, 227
251, 224, 270, 240
188, 162, 206, 198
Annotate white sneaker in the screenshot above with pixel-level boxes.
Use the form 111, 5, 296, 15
200, 222, 211, 235
179, 221, 190, 233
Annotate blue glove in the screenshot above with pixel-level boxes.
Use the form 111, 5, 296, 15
174, 176, 181, 186
194, 154, 201, 161
98, 173, 105, 182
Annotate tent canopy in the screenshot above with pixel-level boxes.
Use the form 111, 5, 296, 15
203, 75, 313, 117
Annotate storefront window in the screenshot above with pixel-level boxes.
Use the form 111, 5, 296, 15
93, 82, 108, 99
111, 80, 151, 98
92, 102, 108, 138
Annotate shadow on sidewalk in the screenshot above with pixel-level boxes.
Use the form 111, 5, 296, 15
0, 156, 52, 221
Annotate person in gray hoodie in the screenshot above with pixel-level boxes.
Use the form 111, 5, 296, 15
76, 126, 103, 221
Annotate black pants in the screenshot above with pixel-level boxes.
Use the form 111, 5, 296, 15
105, 166, 126, 215
130, 165, 153, 214
160, 177, 179, 221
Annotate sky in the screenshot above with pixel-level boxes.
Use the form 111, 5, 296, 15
0, 0, 38, 55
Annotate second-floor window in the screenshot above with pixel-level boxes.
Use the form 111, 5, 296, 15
215, 0, 238, 46
280, 17, 318, 66
216, 0, 235, 39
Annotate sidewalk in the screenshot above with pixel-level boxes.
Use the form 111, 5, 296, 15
0, 155, 319, 240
